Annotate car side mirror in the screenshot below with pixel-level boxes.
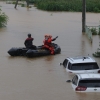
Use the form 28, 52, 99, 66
59, 63, 63, 66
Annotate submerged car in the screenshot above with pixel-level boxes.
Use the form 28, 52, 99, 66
71, 73, 100, 92
60, 56, 100, 74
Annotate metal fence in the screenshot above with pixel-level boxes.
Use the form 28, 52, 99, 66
85, 25, 100, 43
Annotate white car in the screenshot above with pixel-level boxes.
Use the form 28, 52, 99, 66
71, 73, 100, 92
60, 56, 100, 74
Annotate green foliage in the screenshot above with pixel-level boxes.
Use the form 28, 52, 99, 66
33, 0, 100, 12
0, 8, 8, 27
6, 0, 100, 12
98, 28, 100, 35
93, 48, 100, 57
34, 0, 81, 11
92, 27, 100, 57
91, 28, 97, 35
93, 52, 100, 57
12, 2, 16, 4
93, 41, 100, 57
21, 3, 25, 7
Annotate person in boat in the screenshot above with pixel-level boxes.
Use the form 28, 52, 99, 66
24, 33, 36, 49
43, 34, 58, 55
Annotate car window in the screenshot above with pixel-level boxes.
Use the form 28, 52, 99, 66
63, 59, 68, 68
78, 79, 100, 87
70, 63, 99, 70
72, 75, 78, 85
68, 62, 72, 70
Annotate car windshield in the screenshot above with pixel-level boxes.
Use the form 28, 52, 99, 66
69, 63, 99, 70
78, 79, 100, 87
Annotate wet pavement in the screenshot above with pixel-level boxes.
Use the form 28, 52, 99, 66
0, 1, 100, 100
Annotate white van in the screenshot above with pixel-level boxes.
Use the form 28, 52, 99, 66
71, 73, 100, 92
60, 56, 100, 74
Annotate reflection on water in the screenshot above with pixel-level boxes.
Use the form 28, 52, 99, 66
76, 92, 100, 100
44, 55, 54, 61
0, 1, 100, 100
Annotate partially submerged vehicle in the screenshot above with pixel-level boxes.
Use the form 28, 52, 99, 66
8, 43, 61, 57
60, 56, 100, 74
71, 73, 100, 92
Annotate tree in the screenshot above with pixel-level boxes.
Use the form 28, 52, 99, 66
14, 0, 19, 8
14, 0, 29, 8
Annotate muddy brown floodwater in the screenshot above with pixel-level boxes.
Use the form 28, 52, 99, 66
0, 1, 100, 100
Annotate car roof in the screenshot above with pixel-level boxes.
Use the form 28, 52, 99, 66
77, 73, 100, 79
66, 56, 96, 64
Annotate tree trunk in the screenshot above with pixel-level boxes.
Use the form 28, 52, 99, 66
26, 0, 29, 7
15, 0, 19, 8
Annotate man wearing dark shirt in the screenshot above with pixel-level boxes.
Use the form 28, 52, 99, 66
24, 33, 36, 49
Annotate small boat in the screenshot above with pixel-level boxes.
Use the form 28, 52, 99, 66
8, 47, 28, 56
8, 43, 61, 57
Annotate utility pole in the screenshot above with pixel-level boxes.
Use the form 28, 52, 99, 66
15, 0, 19, 8
82, 0, 86, 32
26, 0, 29, 7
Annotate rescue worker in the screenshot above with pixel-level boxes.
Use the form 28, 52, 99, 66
43, 34, 49, 50
48, 35, 58, 54
24, 33, 36, 49
43, 34, 58, 55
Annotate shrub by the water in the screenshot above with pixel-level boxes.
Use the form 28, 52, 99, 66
91, 28, 98, 35
33, 0, 100, 12
98, 28, 100, 35
8, 0, 100, 12
0, 8, 8, 27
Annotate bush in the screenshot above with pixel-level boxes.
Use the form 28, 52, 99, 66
93, 42, 100, 57
0, 8, 8, 27
21, 3, 25, 7
91, 28, 97, 35
7, 0, 100, 12
34, 0, 100, 12
93, 7, 100, 13
98, 28, 100, 35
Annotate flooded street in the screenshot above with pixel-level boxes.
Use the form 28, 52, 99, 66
0, 1, 100, 100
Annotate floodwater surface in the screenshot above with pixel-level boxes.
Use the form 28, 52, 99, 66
0, 1, 100, 100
